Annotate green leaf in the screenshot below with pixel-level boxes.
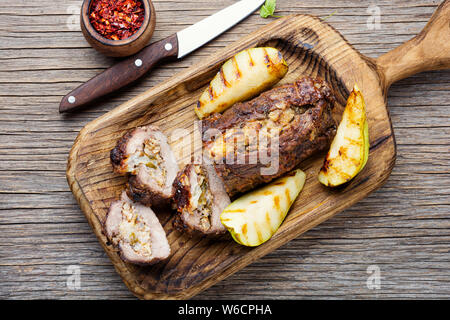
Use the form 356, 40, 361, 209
260, 6, 271, 18
260, 0, 277, 18
265, 0, 276, 12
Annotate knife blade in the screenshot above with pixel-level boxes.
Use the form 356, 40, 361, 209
59, 0, 266, 113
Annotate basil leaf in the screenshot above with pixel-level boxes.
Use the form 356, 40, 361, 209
260, 0, 277, 18
260, 6, 271, 18
265, 0, 276, 13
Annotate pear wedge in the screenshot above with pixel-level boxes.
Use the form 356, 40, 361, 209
220, 169, 306, 247
195, 47, 288, 119
318, 84, 369, 187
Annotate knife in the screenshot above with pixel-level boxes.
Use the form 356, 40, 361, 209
59, 0, 266, 113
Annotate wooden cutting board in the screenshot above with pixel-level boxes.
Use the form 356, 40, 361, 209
67, 1, 450, 299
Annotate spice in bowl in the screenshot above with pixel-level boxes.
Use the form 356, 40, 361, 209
89, 0, 145, 41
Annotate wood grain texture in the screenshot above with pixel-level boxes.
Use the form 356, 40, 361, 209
0, 0, 449, 299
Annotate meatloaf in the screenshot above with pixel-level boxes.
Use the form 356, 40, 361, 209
104, 191, 170, 265
110, 125, 179, 206
172, 163, 231, 237
201, 76, 336, 196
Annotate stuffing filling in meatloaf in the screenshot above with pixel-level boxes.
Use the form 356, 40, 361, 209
114, 202, 152, 257
127, 138, 166, 187
173, 163, 230, 236
189, 166, 214, 231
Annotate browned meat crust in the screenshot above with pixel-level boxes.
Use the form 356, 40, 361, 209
172, 165, 191, 210
201, 76, 337, 196
110, 129, 135, 174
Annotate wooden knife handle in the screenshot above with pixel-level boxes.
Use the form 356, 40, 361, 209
377, 0, 450, 89
59, 34, 178, 113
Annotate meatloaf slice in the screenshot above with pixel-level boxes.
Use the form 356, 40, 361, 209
110, 125, 179, 206
172, 164, 231, 237
104, 191, 170, 265
201, 76, 337, 196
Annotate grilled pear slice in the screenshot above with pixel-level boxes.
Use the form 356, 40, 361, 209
195, 47, 288, 119
220, 169, 306, 247
318, 84, 369, 187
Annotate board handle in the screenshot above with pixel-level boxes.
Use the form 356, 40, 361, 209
377, 0, 450, 89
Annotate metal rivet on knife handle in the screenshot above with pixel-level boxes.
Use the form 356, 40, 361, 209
165, 43, 173, 51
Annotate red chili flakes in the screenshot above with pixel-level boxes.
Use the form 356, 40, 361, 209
89, 0, 145, 41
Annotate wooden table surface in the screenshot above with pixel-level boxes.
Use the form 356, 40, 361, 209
1, 0, 449, 299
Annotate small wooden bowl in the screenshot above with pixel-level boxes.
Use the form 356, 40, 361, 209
80, 0, 156, 57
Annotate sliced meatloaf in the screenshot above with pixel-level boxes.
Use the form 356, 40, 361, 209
110, 125, 179, 206
172, 164, 231, 237
104, 191, 170, 265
